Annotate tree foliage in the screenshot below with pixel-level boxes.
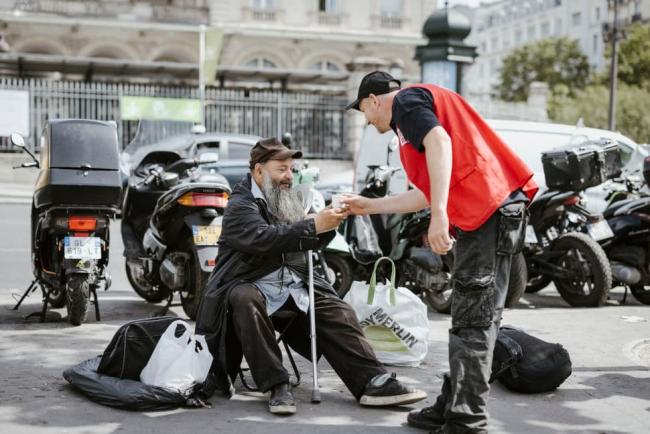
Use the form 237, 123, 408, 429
549, 83, 650, 144
497, 37, 590, 102
608, 22, 650, 89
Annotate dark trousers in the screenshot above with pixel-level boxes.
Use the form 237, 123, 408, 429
438, 203, 526, 434
228, 283, 387, 400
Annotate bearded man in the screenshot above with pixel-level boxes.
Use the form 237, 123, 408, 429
195, 137, 426, 415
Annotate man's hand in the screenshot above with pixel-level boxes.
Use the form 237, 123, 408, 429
313, 207, 348, 233
340, 194, 373, 215
428, 209, 453, 255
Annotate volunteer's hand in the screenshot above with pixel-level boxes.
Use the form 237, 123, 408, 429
313, 206, 348, 233
340, 194, 372, 215
428, 209, 453, 255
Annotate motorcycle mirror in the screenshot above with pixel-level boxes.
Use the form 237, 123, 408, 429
387, 138, 398, 153
10, 133, 26, 148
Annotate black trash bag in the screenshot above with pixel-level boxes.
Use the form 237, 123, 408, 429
64, 357, 187, 411
97, 316, 178, 380
490, 326, 572, 394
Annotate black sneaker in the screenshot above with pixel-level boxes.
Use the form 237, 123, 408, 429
359, 373, 427, 406
268, 383, 296, 415
407, 405, 445, 430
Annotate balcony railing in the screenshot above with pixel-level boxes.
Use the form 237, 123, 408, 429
1, 1, 209, 25
241, 6, 280, 22
373, 14, 408, 30
317, 11, 343, 26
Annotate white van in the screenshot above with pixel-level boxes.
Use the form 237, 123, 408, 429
354, 120, 647, 212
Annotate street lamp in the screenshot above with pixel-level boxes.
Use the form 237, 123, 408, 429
414, 5, 477, 94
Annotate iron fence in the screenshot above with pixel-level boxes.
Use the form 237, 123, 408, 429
0, 77, 348, 159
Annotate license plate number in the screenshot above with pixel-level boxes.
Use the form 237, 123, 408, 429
64, 237, 101, 259
587, 220, 614, 241
524, 225, 538, 244
192, 225, 221, 246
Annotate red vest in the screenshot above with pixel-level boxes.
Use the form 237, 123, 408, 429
396, 84, 538, 231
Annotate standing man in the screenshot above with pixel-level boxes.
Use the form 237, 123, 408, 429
342, 71, 538, 433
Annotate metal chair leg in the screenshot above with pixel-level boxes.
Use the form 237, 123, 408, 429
283, 340, 301, 387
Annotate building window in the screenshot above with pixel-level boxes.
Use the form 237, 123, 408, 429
554, 0, 562, 6
380, 0, 402, 17
481, 41, 487, 53
319, 0, 339, 13
527, 25, 536, 41
541, 21, 550, 36
503, 36, 510, 49
244, 58, 277, 69
253, 0, 276, 9
491, 36, 498, 51
572, 12, 581, 26
309, 60, 340, 72
490, 58, 497, 75
555, 18, 562, 35
595, 7, 600, 22
515, 28, 523, 43
593, 33, 598, 54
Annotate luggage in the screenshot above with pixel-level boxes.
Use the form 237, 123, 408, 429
541, 140, 621, 191
490, 326, 572, 394
97, 316, 178, 380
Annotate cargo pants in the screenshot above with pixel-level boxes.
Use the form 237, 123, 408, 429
437, 202, 527, 434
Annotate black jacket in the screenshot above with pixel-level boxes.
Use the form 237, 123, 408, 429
194, 175, 336, 396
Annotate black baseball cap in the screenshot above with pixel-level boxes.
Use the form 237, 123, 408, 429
346, 71, 402, 111
249, 137, 302, 170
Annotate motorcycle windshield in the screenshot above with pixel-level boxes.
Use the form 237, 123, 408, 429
120, 120, 195, 174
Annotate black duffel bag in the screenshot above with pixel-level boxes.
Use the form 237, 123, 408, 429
490, 326, 572, 393
97, 316, 178, 380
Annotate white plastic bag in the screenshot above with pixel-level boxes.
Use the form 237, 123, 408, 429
344, 257, 429, 367
140, 320, 213, 394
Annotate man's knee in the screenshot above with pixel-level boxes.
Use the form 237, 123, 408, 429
228, 283, 265, 314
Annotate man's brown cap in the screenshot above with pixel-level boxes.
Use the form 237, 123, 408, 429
249, 137, 303, 170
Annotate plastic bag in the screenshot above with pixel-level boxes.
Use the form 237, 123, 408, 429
344, 257, 429, 367
140, 320, 213, 395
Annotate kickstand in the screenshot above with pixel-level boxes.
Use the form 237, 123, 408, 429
24, 283, 52, 323
155, 291, 174, 317
11, 279, 39, 311
622, 286, 629, 304
91, 286, 101, 321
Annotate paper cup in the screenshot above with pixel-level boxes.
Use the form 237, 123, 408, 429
332, 194, 345, 209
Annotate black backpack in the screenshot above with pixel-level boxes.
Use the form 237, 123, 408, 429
490, 326, 572, 393
97, 316, 179, 380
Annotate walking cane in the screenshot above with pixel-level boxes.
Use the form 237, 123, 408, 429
307, 250, 321, 403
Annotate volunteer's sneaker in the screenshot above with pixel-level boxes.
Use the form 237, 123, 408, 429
359, 373, 427, 406
269, 383, 296, 415
407, 405, 445, 430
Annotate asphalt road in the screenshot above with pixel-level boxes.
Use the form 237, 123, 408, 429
0, 202, 649, 434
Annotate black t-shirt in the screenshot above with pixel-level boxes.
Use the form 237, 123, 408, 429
390, 87, 441, 152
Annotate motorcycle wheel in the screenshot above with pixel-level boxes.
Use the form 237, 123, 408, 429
551, 232, 612, 307
505, 252, 527, 307
323, 253, 353, 298
125, 259, 170, 303
47, 285, 66, 308
630, 284, 650, 305
66, 274, 90, 326
179, 238, 208, 321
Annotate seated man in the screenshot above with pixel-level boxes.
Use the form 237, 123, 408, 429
195, 137, 426, 415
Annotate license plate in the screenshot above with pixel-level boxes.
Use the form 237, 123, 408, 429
64, 237, 101, 259
587, 220, 614, 241
525, 225, 538, 244
192, 225, 221, 246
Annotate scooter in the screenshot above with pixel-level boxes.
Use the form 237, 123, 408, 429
324, 165, 527, 313
10, 120, 121, 325
121, 148, 230, 320
599, 157, 650, 305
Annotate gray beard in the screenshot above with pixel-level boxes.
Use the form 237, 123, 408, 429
261, 172, 305, 224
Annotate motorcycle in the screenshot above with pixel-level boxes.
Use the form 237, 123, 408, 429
598, 157, 650, 304
323, 165, 527, 313
10, 120, 121, 325
523, 189, 613, 306
121, 135, 230, 320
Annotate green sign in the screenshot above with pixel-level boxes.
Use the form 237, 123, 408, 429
120, 96, 202, 122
